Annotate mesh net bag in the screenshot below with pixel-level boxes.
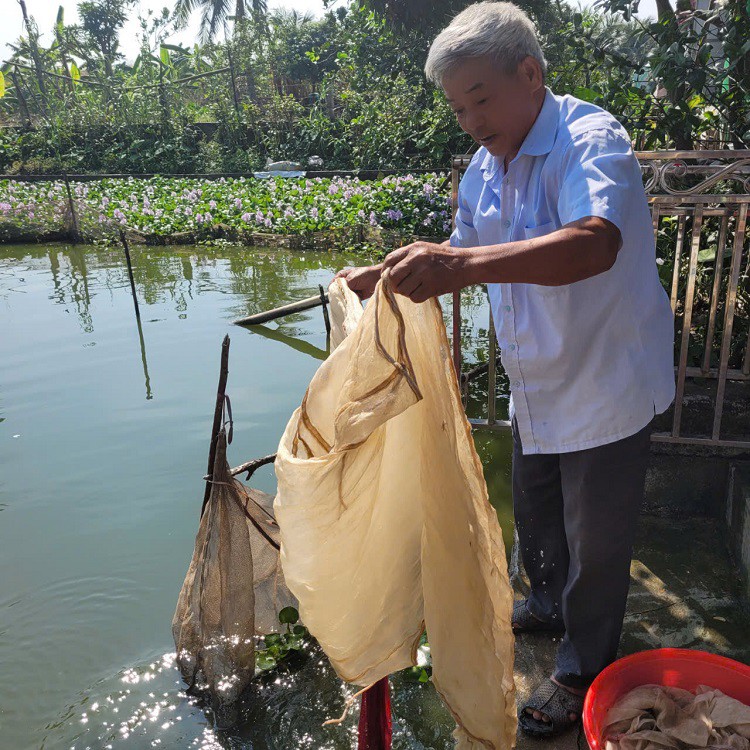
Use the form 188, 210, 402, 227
172, 427, 296, 706
274, 273, 517, 749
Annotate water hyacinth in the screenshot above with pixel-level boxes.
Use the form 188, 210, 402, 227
0, 173, 452, 242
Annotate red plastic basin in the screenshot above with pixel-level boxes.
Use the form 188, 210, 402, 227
583, 648, 750, 750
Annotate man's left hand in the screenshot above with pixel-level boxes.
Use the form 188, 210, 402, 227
381, 242, 468, 303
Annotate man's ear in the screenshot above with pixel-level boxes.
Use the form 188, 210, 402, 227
518, 56, 544, 94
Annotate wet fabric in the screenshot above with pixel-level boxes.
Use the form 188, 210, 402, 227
172, 428, 296, 705
274, 273, 516, 749
604, 684, 750, 750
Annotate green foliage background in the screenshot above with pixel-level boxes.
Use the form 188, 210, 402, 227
0, 0, 748, 174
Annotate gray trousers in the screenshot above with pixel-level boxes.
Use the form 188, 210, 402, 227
512, 419, 652, 690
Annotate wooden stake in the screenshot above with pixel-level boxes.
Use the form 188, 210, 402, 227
63, 173, 80, 242
319, 284, 331, 336
119, 230, 141, 320
202, 335, 230, 516
203, 452, 276, 481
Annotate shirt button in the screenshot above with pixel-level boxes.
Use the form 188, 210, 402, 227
504, 305, 511, 312
513, 380, 521, 388
509, 344, 516, 351
503, 219, 511, 228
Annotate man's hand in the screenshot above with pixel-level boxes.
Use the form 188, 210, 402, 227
381, 242, 468, 303
333, 263, 382, 300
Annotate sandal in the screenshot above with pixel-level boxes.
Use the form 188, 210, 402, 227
512, 600, 565, 634
518, 678, 585, 737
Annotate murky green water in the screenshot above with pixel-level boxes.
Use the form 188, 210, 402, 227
0, 244, 512, 750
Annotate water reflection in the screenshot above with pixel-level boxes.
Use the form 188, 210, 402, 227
248, 323, 329, 361
0, 243, 511, 750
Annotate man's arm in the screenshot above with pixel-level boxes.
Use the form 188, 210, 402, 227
381, 216, 621, 303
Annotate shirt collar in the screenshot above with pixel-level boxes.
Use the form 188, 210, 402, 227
479, 87, 558, 181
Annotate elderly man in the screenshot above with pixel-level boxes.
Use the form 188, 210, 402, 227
336, 0, 675, 739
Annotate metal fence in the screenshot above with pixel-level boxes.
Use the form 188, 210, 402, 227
452, 150, 750, 449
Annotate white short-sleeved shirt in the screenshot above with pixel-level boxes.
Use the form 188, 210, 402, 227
451, 88, 675, 455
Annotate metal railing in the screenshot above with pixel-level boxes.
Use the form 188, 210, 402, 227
452, 150, 750, 449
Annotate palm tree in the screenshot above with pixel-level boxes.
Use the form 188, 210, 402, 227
174, 0, 268, 43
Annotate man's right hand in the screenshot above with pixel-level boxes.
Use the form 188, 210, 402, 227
333, 263, 382, 301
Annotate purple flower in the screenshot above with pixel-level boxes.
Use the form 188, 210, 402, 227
264, 218, 272, 227
241, 212, 252, 222
311, 207, 319, 219
195, 213, 204, 223
386, 209, 403, 222
369, 211, 378, 226
209, 200, 217, 209
114, 209, 125, 220
235, 198, 242, 209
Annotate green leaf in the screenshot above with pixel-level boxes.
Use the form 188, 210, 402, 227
160, 47, 170, 67
70, 62, 80, 84
573, 87, 600, 103
279, 606, 299, 624
256, 652, 276, 670
0, 72, 4, 99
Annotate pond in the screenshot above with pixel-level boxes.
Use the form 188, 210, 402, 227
0, 243, 512, 750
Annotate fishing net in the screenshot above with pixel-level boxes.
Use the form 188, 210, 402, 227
172, 425, 296, 706
274, 273, 517, 750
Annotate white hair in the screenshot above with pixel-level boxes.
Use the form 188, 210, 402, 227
425, 2, 547, 85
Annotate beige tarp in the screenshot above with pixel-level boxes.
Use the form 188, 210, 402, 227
274, 273, 517, 749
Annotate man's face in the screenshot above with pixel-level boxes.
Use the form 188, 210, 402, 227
442, 55, 543, 161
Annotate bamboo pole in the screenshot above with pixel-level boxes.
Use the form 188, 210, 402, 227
233, 293, 328, 326
319, 284, 331, 336
119, 230, 141, 320
202, 335, 230, 516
